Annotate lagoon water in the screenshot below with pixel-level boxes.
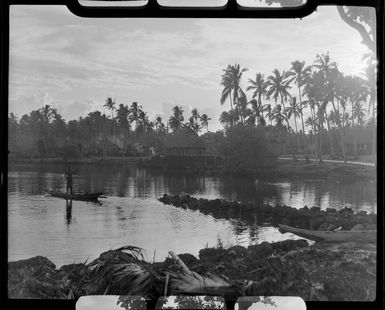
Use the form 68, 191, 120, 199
8, 163, 376, 266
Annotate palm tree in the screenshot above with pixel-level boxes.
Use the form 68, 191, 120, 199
352, 102, 366, 127
342, 75, 368, 155
286, 97, 301, 152
303, 72, 325, 160
104, 97, 117, 145
287, 60, 312, 134
220, 64, 248, 125
272, 104, 285, 126
220, 73, 234, 112
267, 69, 292, 129
104, 98, 116, 120
116, 104, 131, 155
247, 73, 269, 107
363, 62, 377, 166
247, 99, 266, 126
188, 108, 201, 133
200, 114, 211, 132
265, 104, 274, 125
313, 53, 336, 76
219, 111, 236, 129
39, 104, 54, 124
333, 71, 351, 163
236, 91, 250, 124
138, 110, 151, 131
313, 54, 348, 162
155, 116, 164, 132
51, 110, 66, 147
305, 116, 318, 156
168, 106, 184, 132
38, 104, 55, 157
128, 101, 143, 130
128, 101, 143, 148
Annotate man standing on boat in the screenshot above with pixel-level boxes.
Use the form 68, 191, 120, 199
65, 168, 74, 194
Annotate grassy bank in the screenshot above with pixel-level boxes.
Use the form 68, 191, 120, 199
271, 159, 376, 181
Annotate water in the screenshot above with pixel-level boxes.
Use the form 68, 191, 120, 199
8, 163, 376, 266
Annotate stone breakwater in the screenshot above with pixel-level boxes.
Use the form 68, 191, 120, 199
158, 194, 376, 231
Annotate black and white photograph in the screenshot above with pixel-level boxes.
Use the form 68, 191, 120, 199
7, 1, 377, 304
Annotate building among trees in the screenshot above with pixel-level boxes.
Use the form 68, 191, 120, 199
344, 129, 373, 156
165, 127, 207, 157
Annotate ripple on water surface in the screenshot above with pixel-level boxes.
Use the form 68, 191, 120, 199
8, 168, 376, 266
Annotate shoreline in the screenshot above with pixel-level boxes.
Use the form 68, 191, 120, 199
8, 239, 376, 301
8, 196, 377, 301
8, 157, 376, 181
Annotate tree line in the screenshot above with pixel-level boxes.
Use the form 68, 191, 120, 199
8, 52, 376, 166
8, 101, 211, 159
219, 52, 377, 164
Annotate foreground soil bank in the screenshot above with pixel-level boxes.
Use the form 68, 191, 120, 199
8, 240, 376, 301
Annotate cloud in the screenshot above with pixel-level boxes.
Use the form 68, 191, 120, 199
9, 5, 374, 132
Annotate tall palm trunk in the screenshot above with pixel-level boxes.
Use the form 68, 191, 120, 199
316, 104, 323, 162
331, 98, 346, 164
281, 96, 290, 130
298, 87, 305, 134
371, 98, 376, 168
298, 87, 305, 154
310, 105, 318, 158
229, 95, 234, 125
111, 111, 116, 146
351, 101, 357, 156
293, 116, 301, 154
325, 111, 334, 157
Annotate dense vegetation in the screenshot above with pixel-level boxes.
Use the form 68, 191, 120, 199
218, 53, 377, 164
9, 51, 376, 173
8, 102, 210, 159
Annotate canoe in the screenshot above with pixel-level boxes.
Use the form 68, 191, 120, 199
278, 224, 376, 243
49, 191, 103, 201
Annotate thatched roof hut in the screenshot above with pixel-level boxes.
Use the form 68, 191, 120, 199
165, 128, 207, 156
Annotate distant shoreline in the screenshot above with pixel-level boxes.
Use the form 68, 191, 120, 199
8, 156, 143, 165
8, 156, 376, 181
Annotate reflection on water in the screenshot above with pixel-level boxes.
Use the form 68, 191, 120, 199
8, 163, 376, 266
9, 163, 376, 212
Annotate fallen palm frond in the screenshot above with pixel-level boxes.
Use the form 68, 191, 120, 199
168, 270, 238, 295
88, 246, 145, 271
85, 246, 161, 297
8, 241, 377, 301
167, 251, 244, 298
86, 262, 157, 296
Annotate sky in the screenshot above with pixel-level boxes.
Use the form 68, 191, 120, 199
9, 5, 373, 132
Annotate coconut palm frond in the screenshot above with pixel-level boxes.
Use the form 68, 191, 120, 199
109, 263, 157, 295
85, 261, 157, 296
168, 269, 236, 296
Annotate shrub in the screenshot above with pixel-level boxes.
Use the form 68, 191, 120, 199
59, 143, 81, 161
222, 124, 277, 176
